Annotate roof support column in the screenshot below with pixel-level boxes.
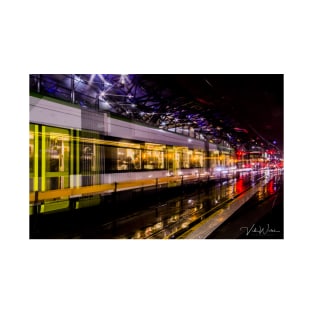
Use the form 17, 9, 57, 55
36, 74, 41, 93
70, 74, 75, 104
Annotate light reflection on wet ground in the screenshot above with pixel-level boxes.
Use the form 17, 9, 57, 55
208, 173, 283, 239
82, 170, 281, 239
256, 173, 280, 202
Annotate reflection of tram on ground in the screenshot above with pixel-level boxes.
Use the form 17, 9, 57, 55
29, 95, 236, 214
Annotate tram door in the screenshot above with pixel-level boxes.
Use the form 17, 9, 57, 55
174, 148, 182, 174
47, 138, 63, 190
44, 127, 69, 191
167, 148, 174, 175
81, 143, 94, 186
167, 147, 180, 176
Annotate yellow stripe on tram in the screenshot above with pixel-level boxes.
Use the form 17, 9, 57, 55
76, 131, 80, 187
70, 129, 74, 187
41, 125, 46, 191
34, 124, 39, 191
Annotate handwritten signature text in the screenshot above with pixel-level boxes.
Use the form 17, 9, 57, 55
240, 224, 281, 236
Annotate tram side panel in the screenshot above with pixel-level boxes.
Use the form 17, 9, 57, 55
30, 96, 209, 188
108, 115, 206, 150
30, 96, 81, 130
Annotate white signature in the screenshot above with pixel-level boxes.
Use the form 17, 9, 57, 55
240, 224, 281, 236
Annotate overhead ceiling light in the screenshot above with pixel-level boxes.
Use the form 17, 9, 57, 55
97, 74, 112, 86
88, 74, 112, 87
74, 75, 86, 84
88, 74, 96, 85
120, 74, 129, 85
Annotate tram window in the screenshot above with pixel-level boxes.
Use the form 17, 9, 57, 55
104, 146, 140, 172
133, 150, 141, 170
182, 150, 190, 169
47, 142, 60, 172
79, 141, 106, 173
190, 150, 204, 168
80, 143, 94, 173
175, 151, 182, 169
46, 136, 69, 172
142, 150, 164, 170
45, 130, 69, 173
117, 148, 139, 171
209, 151, 219, 168
174, 148, 196, 169
104, 143, 166, 172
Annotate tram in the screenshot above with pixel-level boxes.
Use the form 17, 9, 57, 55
29, 94, 235, 213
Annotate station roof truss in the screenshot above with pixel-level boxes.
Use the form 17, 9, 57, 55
29, 74, 281, 153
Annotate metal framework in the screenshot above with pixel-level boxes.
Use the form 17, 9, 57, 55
29, 74, 280, 153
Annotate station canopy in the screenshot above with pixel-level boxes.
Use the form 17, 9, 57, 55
29, 74, 282, 153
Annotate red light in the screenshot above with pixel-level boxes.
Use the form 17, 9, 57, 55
236, 179, 244, 193
267, 180, 275, 195
236, 150, 246, 158
234, 127, 248, 133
